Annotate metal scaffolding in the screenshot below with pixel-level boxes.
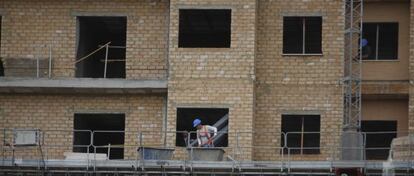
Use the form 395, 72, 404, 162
1, 128, 413, 175
343, 0, 363, 131
340, 0, 365, 161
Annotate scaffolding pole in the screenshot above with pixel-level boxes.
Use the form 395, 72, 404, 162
341, 0, 364, 161
343, 0, 363, 132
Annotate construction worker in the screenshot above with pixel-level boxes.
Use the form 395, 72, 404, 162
361, 38, 371, 59
192, 118, 217, 147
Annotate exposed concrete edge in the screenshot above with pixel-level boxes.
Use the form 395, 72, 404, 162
362, 80, 409, 83
174, 103, 232, 109
282, 12, 326, 17
0, 78, 167, 94
281, 110, 322, 115
361, 80, 409, 95
176, 5, 234, 9
71, 11, 128, 17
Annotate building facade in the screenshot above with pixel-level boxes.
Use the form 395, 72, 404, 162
0, 0, 412, 162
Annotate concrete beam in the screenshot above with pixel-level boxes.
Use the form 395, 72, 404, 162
0, 78, 167, 94
361, 80, 409, 96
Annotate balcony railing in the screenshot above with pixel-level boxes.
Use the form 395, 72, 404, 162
1, 42, 127, 79
0, 128, 413, 174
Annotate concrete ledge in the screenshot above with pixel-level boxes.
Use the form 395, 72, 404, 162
361, 80, 409, 97
0, 78, 167, 94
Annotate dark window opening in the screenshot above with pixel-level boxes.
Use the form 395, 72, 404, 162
176, 108, 228, 147
76, 17, 126, 78
362, 23, 398, 60
361, 120, 397, 160
281, 115, 321, 154
283, 17, 322, 54
0, 16, 3, 77
179, 9, 231, 48
0, 58, 3, 77
74, 113, 125, 159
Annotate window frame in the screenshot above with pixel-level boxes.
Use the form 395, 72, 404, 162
282, 16, 323, 55
362, 22, 399, 61
281, 114, 321, 155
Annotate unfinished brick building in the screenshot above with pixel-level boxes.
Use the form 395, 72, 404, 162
0, 0, 413, 175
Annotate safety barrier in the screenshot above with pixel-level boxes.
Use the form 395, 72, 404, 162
1, 128, 413, 173
1, 42, 126, 78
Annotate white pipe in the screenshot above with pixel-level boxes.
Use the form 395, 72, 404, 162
104, 44, 109, 78
48, 45, 52, 79
36, 56, 40, 78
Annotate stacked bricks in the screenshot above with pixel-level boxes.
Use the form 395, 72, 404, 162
254, 0, 344, 161
410, 0, 414, 134
166, 0, 257, 160
0, 94, 165, 160
0, 0, 168, 79
2, 0, 412, 162
0, 0, 170, 160
2, 57, 49, 77
389, 135, 414, 161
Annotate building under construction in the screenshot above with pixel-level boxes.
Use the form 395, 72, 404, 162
0, 0, 413, 175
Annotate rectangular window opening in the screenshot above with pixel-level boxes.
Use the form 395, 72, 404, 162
361, 120, 397, 160
75, 16, 127, 78
179, 9, 231, 48
283, 17, 322, 54
281, 115, 321, 155
362, 23, 398, 60
0, 16, 3, 77
176, 108, 229, 147
73, 113, 125, 159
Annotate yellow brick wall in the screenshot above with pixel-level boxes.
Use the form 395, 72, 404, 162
0, 94, 165, 160
410, 0, 414, 133
166, 0, 257, 160
0, 0, 168, 79
254, 0, 344, 161
2, 0, 410, 162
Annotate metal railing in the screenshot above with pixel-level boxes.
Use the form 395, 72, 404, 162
74, 42, 126, 78
33, 44, 53, 79
1, 129, 413, 173
2, 42, 129, 79
3, 42, 53, 79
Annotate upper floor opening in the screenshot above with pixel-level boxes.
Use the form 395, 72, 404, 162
75, 16, 127, 78
178, 9, 231, 48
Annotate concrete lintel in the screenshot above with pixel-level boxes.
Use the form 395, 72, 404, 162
73, 111, 127, 115
174, 103, 232, 109
282, 12, 325, 17
177, 5, 234, 10
71, 11, 128, 17
281, 110, 322, 116
0, 78, 167, 94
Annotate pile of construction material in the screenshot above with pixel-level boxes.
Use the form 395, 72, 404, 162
389, 135, 414, 161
